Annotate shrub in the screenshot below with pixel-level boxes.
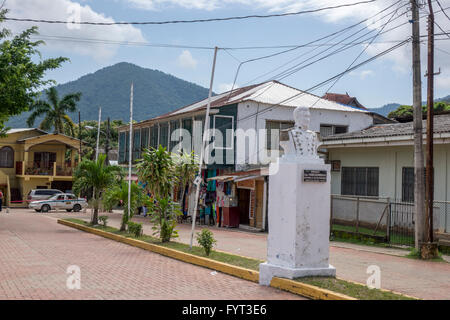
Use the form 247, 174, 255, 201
148, 196, 181, 242
127, 221, 143, 238
196, 229, 217, 256
99, 215, 109, 227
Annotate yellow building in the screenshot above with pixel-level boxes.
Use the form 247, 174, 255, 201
0, 128, 82, 207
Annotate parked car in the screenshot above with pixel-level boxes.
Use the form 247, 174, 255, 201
29, 193, 88, 213
27, 189, 63, 202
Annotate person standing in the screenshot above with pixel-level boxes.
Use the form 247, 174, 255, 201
0, 190, 3, 212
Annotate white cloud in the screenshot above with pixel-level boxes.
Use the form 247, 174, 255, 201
350, 69, 374, 79
4, 0, 146, 60
217, 83, 239, 93
177, 50, 198, 69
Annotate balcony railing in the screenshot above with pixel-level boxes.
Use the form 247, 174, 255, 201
18, 162, 74, 177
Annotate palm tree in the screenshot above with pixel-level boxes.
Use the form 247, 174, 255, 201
136, 146, 175, 199
27, 87, 81, 134
103, 180, 148, 231
73, 154, 122, 225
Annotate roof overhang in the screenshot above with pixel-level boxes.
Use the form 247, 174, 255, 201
323, 132, 450, 148
18, 133, 85, 151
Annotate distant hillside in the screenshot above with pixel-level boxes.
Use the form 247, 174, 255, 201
369, 95, 450, 117
369, 103, 400, 117
7, 62, 210, 128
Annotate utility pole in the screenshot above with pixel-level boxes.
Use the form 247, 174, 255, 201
411, 0, 426, 251
189, 46, 218, 249
128, 83, 134, 228
105, 117, 110, 165
425, 0, 439, 254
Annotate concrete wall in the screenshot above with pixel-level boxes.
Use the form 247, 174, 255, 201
328, 144, 450, 231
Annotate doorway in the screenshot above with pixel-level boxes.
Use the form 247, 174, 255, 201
238, 188, 250, 225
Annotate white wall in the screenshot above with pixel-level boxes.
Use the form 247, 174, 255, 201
235, 101, 374, 169
328, 144, 450, 231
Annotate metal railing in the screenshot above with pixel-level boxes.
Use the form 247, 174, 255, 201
330, 194, 450, 247
22, 162, 73, 177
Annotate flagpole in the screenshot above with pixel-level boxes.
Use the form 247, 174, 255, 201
128, 82, 134, 222
190, 46, 218, 249
95, 107, 102, 161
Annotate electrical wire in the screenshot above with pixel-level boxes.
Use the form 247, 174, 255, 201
436, 0, 450, 21
3, 1, 376, 25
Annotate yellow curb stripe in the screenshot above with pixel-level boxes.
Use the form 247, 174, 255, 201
270, 277, 356, 300
58, 219, 354, 300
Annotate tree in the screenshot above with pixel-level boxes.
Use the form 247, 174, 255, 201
26, 87, 81, 134
0, 9, 68, 135
136, 146, 175, 199
388, 102, 450, 120
76, 119, 125, 160
136, 147, 199, 242
103, 180, 148, 231
73, 154, 122, 225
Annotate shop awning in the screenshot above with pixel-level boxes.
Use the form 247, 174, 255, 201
233, 175, 261, 182
206, 175, 236, 182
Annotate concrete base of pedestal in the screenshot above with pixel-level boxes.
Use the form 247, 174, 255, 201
259, 262, 336, 286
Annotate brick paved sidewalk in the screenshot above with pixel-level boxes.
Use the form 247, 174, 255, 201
17, 209, 450, 299
0, 210, 303, 300
76, 210, 450, 300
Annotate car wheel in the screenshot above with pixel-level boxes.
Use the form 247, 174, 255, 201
35, 209, 41, 213
41, 204, 50, 213
66, 209, 72, 212
73, 204, 82, 212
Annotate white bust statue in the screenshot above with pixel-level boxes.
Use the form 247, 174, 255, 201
279, 106, 322, 162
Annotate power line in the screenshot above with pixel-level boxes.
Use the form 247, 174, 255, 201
3, 1, 376, 25
309, 0, 404, 108
435, 0, 450, 21
225, 0, 405, 101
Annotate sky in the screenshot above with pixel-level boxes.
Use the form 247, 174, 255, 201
2, 0, 450, 109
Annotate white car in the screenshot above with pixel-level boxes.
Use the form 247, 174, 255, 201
29, 193, 87, 213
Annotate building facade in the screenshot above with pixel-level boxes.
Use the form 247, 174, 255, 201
0, 128, 82, 207
118, 80, 385, 230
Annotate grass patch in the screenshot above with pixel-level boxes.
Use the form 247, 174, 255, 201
296, 277, 416, 300
405, 248, 446, 262
62, 218, 262, 271
332, 224, 386, 237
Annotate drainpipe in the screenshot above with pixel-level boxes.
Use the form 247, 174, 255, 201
262, 176, 268, 232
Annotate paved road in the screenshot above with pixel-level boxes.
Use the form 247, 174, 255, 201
0, 210, 303, 300
62, 210, 450, 300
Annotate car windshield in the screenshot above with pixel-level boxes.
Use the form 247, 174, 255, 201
48, 195, 59, 201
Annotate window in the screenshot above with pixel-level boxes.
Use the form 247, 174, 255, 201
132, 129, 141, 161
266, 120, 294, 153
0, 147, 14, 168
150, 125, 158, 149
34, 152, 56, 168
320, 124, 348, 137
159, 123, 169, 149
341, 167, 379, 197
141, 127, 149, 151
118, 132, 126, 164
182, 119, 193, 152
213, 115, 234, 149
402, 167, 430, 203
170, 120, 180, 152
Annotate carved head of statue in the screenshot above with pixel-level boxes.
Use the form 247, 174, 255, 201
293, 106, 310, 130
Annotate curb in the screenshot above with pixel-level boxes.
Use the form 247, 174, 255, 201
58, 219, 355, 300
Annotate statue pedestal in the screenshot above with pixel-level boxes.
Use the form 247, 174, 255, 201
259, 158, 336, 286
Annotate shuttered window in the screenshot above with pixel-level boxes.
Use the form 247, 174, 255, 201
170, 120, 181, 152
150, 125, 158, 149
341, 167, 379, 197
159, 123, 169, 149
141, 127, 149, 151
118, 132, 126, 164
0, 147, 14, 168
132, 129, 141, 161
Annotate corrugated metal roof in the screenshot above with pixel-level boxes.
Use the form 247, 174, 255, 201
6, 128, 47, 134
323, 114, 450, 141
153, 80, 368, 121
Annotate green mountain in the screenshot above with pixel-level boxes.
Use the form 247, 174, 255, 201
370, 95, 450, 117
369, 103, 400, 117
7, 62, 210, 128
